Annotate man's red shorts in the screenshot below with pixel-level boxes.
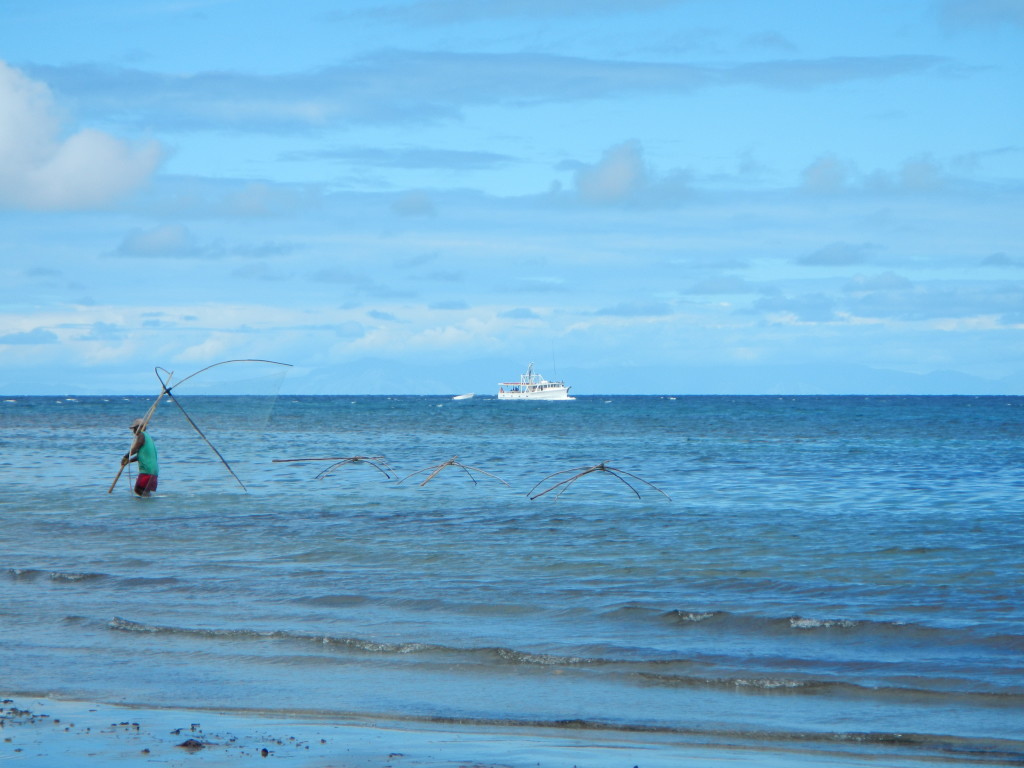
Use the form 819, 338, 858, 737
134, 474, 158, 496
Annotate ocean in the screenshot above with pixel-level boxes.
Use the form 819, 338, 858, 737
2, 392, 1022, 765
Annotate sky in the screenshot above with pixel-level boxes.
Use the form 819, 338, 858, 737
1, 0, 1023, 395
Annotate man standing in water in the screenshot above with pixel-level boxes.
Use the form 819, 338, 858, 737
122, 418, 159, 496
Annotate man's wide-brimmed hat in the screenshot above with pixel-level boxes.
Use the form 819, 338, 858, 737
130, 418, 145, 430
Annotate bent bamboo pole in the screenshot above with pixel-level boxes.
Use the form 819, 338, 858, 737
107, 371, 173, 493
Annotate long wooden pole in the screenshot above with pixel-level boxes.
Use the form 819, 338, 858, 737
107, 371, 173, 493
108, 359, 291, 494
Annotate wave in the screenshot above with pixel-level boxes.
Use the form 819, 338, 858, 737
49, 571, 106, 583
13, 561, 1021, 657
6, 568, 181, 590
6, 568, 44, 581
117, 576, 181, 588
658, 607, 1024, 651
663, 607, 870, 633
296, 594, 370, 607
107, 617, 598, 663
634, 670, 1024, 706
4, 568, 108, 583
106, 617, 1024, 705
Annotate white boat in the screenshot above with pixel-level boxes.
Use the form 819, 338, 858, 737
452, 393, 475, 400
497, 363, 574, 400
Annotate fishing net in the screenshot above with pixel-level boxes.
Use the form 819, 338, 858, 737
113, 360, 291, 494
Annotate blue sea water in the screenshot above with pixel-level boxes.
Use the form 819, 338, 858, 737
1, 393, 1022, 764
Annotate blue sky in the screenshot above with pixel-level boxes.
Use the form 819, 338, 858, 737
1, 0, 1022, 395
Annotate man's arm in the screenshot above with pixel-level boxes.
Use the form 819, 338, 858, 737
121, 432, 145, 465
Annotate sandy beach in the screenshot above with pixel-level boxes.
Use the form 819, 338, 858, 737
0, 695, 928, 768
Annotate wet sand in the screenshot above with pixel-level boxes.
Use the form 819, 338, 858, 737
1, 696, 939, 767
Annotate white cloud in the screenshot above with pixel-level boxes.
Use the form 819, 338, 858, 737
569, 140, 692, 206
800, 154, 850, 193
938, 0, 1024, 29
575, 140, 649, 203
392, 190, 437, 217
798, 241, 878, 266
115, 224, 206, 258
751, 292, 838, 323
595, 300, 674, 317
802, 153, 955, 194
844, 272, 915, 293
685, 276, 760, 295
899, 155, 947, 191
178, 336, 234, 364
981, 252, 1024, 268
28, 53, 945, 133
499, 307, 541, 319
0, 60, 163, 211
346, 0, 685, 25
0, 327, 59, 345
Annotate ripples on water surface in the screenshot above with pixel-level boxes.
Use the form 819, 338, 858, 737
1, 395, 1022, 763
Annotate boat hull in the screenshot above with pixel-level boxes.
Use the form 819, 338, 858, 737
497, 362, 574, 400
497, 386, 573, 401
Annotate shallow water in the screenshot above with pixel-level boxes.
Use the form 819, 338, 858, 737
2, 394, 1022, 763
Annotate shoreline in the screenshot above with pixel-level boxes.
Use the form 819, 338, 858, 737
3, 695, 1011, 768
0, 695, 706, 768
